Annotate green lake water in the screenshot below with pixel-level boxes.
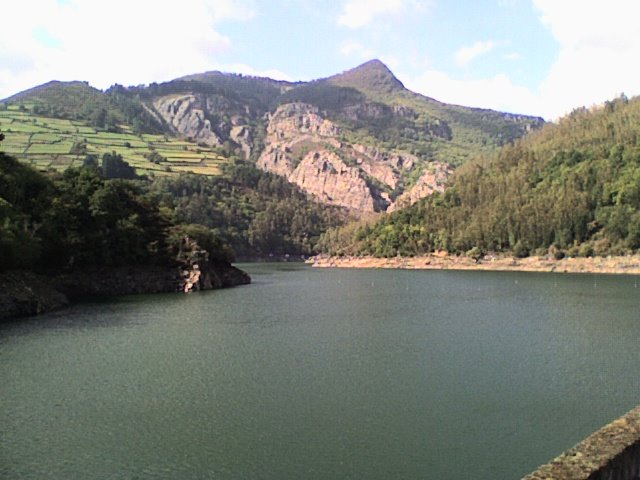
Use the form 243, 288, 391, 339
2, 264, 640, 479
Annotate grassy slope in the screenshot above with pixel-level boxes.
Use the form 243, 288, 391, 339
0, 104, 227, 176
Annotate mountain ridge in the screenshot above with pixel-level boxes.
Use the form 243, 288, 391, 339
1, 60, 544, 213
3, 59, 542, 121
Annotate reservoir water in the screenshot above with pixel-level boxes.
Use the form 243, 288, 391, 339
2, 264, 640, 479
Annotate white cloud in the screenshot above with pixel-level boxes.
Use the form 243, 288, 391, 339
533, 0, 640, 118
402, 1, 640, 121
454, 40, 498, 67
378, 55, 401, 71
339, 41, 376, 59
337, 0, 432, 29
503, 52, 522, 61
0, 0, 256, 98
222, 63, 292, 81
337, 0, 404, 29
400, 70, 542, 117
338, 41, 399, 71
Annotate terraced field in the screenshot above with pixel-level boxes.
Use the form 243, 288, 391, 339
0, 105, 227, 175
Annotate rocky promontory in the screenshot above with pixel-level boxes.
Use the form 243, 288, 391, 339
0, 270, 70, 320
0, 263, 251, 321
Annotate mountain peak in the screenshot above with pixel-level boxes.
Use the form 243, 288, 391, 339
328, 59, 405, 94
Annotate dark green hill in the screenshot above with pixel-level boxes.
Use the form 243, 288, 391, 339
5, 80, 105, 111
5, 80, 163, 133
318, 94, 640, 258
6, 80, 114, 124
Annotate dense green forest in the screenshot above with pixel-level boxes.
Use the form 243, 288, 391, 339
149, 159, 350, 259
318, 95, 640, 258
0, 150, 182, 271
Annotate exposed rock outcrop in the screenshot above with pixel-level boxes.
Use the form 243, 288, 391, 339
388, 162, 453, 212
257, 104, 379, 212
289, 150, 379, 212
264, 102, 342, 141
257, 102, 452, 213
153, 94, 223, 146
152, 94, 255, 157
230, 124, 253, 158
341, 102, 392, 122
175, 235, 251, 293
257, 147, 295, 177
352, 144, 417, 191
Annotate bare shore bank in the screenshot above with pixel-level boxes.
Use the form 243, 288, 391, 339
309, 254, 640, 275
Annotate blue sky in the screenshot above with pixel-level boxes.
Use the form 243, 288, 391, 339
2, 0, 640, 119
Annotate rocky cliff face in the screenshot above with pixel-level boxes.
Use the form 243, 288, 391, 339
387, 161, 453, 212
152, 96, 454, 214
266, 102, 342, 139
288, 150, 379, 212
140, 60, 544, 215
351, 143, 416, 191
154, 94, 223, 145
257, 102, 452, 213
153, 94, 254, 156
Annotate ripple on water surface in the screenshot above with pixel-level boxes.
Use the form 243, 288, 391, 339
1, 265, 640, 479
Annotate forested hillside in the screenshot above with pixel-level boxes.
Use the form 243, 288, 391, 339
149, 160, 350, 259
318, 95, 640, 258
0, 150, 192, 271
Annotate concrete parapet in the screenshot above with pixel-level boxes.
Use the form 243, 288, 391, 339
523, 406, 640, 480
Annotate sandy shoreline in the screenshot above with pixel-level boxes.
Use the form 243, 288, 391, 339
309, 254, 640, 275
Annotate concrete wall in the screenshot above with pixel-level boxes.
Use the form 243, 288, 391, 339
523, 406, 640, 480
